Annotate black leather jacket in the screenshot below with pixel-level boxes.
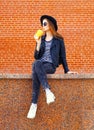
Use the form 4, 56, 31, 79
34, 36, 69, 73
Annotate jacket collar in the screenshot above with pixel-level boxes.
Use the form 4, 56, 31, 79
41, 35, 58, 48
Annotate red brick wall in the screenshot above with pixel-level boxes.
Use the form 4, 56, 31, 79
0, 0, 94, 74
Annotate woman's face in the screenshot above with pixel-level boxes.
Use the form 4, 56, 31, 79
42, 19, 50, 32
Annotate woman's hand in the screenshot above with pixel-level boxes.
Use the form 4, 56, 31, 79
34, 35, 42, 51
34, 35, 41, 44
67, 71, 78, 74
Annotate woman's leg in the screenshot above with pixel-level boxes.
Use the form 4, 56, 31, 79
33, 60, 56, 104
27, 60, 56, 119
32, 62, 41, 104
27, 62, 41, 119
34, 60, 55, 89
32, 60, 56, 103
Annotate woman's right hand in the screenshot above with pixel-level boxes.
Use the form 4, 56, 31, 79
34, 34, 41, 44
34, 35, 42, 51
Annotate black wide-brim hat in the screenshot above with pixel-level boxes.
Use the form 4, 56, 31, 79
40, 15, 58, 31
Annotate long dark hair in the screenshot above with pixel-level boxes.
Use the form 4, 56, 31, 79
47, 19, 63, 40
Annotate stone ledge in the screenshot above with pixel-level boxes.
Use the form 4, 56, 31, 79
0, 73, 94, 79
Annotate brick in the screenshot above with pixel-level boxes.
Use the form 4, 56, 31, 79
0, 0, 94, 74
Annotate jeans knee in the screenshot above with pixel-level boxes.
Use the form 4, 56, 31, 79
32, 60, 40, 69
33, 60, 42, 69
32, 60, 42, 78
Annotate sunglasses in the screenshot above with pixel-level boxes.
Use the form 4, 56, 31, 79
42, 22, 48, 27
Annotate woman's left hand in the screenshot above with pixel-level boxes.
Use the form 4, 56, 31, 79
67, 71, 78, 74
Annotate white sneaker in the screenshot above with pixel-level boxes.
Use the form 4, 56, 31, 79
27, 104, 37, 119
46, 91, 55, 104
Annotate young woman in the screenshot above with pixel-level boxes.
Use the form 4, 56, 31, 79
27, 15, 77, 119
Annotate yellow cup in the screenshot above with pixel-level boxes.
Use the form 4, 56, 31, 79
34, 30, 44, 39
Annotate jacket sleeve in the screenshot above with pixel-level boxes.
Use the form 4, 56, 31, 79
34, 43, 40, 59
59, 39, 69, 73
34, 50, 40, 59
34, 42, 44, 59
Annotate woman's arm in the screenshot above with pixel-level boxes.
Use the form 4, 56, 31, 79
59, 39, 69, 73
34, 35, 42, 59
60, 39, 78, 74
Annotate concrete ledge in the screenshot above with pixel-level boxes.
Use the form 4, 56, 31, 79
0, 73, 94, 79
1, 74, 94, 129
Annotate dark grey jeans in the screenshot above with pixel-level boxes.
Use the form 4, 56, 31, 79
32, 60, 56, 103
